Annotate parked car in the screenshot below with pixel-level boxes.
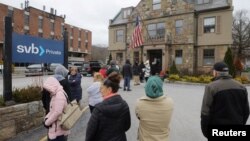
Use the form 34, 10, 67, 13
25, 64, 45, 77
49, 63, 62, 72
81, 61, 101, 76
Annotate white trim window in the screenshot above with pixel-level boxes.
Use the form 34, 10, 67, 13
175, 20, 183, 35
147, 22, 165, 39
203, 49, 214, 65
153, 0, 161, 10
204, 17, 215, 33
175, 50, 183, 64
116, 29, 124, 42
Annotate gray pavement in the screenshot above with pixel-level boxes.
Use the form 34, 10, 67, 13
6, 76, 250, 141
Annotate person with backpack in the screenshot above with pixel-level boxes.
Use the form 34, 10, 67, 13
42, 65, 71, 114
43, 77, 69, 141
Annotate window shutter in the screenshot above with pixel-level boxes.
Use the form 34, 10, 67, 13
198, 17, 203, 36
216, 16, 221, 34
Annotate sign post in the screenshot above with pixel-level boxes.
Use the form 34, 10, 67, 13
3, 16, 13, 103
63, 28, 68, 69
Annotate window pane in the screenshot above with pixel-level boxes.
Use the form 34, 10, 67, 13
148, 24, 156, 30
176, 20, 183, 27
153, 0, 161, 3
175, 57, 183, 64
203, 49, 214, 65
204, 17, 215, 33
157, 23, 165, 29
116, 30, 124, 42
153, 4, 161, 10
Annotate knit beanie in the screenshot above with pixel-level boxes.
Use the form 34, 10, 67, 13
145, 76, 163, 98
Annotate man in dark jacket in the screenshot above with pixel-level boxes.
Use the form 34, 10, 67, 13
106, 60, 119, 76
122, 59, 133, 91
200, 62, 250, 138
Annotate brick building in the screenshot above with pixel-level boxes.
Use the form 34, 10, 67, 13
109, 0, 233, 74
0, 3, 92, 65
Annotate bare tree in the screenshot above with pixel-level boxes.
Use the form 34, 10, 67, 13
232, 10, 250, 58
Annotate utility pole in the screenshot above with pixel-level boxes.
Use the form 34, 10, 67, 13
63, 28, 68, 70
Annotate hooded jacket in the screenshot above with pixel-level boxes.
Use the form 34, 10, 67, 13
87, 81, 103, 106
42, 65, 71, 114
86, 95, 131, 141
43, 77, 69, 139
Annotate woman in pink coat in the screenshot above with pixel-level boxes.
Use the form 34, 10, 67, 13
43, 77, 70, 141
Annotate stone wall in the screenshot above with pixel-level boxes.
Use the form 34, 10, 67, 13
0, 101, 44, 141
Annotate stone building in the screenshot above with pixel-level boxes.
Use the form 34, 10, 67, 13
0, 3, 92, 65
108, 0, 233, 74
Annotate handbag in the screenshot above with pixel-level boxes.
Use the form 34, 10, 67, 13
58, 92, 84, 130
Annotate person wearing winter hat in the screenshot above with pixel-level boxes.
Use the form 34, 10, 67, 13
135, 76, 174, 141
200, 61, 250, 138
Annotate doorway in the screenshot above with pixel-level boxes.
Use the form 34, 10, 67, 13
147, 49, 162, 73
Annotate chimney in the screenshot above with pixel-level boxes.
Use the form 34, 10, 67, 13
21, 3, 23, 9
55, 10, 57, 15
43, 5, 46, 11
50, 8, 54, 14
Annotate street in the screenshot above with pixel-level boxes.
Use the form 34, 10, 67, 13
3, 76, 250, 141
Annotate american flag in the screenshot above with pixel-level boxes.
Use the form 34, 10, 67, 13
130, 16, 143, 48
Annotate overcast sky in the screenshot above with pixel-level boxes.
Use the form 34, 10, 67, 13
0, 0, 249, 46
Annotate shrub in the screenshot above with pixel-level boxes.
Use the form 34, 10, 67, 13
224, 48, 236, 77
234, 76, 249, 84
169, 61, 179, 75
168, 74, 180, 81
13, 85, 42, 103
199, 75, 213, 83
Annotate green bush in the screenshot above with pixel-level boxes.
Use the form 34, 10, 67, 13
169, 61, 179, 75
13, 85, 42, 103
168, 74, 181, 81
0, 95, 4, 107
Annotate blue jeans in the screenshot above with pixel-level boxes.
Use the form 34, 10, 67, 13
124, 76, 131, 90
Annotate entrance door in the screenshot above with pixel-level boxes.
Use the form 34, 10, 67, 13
148, 50, 162, 73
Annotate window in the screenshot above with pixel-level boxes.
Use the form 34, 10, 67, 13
79, 30, 81, 38
71, 28, 74, 37
50, 22, 55, 32
175, 20, 183, 35
147, 22, 165, 39
116, 29, 124, 42
153, 0, 161, 10
78, 41, 81, 48
197, 0, 210, 4
38, 18, 43, 29
203, 49, 214, 65
123, 9, 131, 19
175, 50, 183, 64
70, 39, 73, 47
61, 25, 64, 35
116, 53, 123, 63
204, 17, 215, 33
85, 31, 89, 40
85, 42, 88, 49
8, 9, 13, 17
24, 14, 29, 26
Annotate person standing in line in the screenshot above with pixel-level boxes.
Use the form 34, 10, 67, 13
42, 64, 71, 114
200, 62, 250, 138
85, 72, 131, 141
87, 72, 104, 113
133, 61, 140, 85
122, 59, 133, 91
106, 60, 119, 76
99, 65, 107, 79
43, 77, 69, 141
68, 66, 82, 104
144, 60, 151, 82
135, 76, 174, 141
139, 61, 145, 83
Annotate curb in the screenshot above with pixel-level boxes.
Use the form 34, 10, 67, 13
39, 106, 89, 141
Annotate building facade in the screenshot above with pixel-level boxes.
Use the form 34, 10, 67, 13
0, 3, 92, 65
108, 0, 233, 74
